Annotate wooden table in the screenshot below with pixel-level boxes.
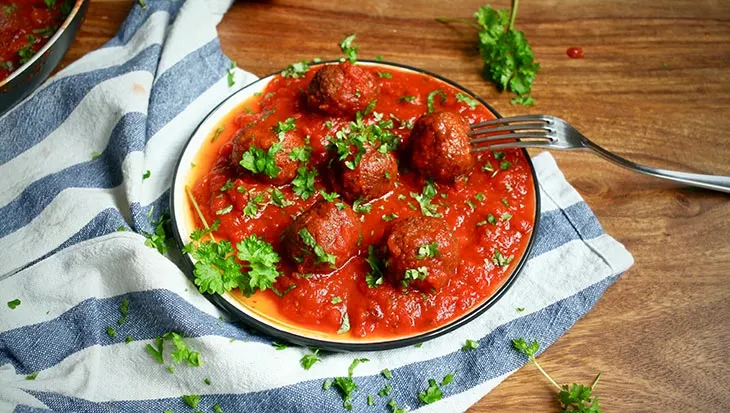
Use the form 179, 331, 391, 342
63, 1, 730, 411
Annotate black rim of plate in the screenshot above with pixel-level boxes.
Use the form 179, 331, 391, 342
169, 59, 541, 352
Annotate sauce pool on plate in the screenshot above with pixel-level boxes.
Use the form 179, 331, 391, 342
184, 62, 536, 341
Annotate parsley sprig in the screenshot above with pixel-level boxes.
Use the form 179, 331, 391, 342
437, 0, 539, 104
410, 180, 442, 218
328, 111, 399, 171
513, 338, 603, 412
239, 144, 282, 179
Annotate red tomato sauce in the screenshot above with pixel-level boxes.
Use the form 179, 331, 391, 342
187, 64, 536, 340
0, 0, 72, 81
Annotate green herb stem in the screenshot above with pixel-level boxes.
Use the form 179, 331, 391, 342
185, 185, 215, 242
508, 0, 519, 31
530, 356, 562, 391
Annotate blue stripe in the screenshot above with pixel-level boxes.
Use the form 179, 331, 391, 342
13, 406, 52, 413
104, 0, 185, 48
24, 273, 622, 413
0, 113, 146, 237
0, 201, 605, 372
0, 289, 271, 374
145, 38, 230, 139
0, 46, 160, 165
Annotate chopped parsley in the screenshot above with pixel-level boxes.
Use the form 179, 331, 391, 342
492, 249, 514, 267
501, 212, 513, 221
502, 197, 510, 207
500, 160, 512, 170
235, 235, 283, 296
331, 296, 343, 304
418, 378, 444, 404
352, 198, 372, 214
333, 358, 369, 410
455, 92, 478, 108
378, 383, 393, 397
365, 246, 385, 288
487, 213, 497, 225
382, 213, 398, 221
399, 95, 416, 103
142, 170, 151, 180
146, 337, 164, 363
510, 95, 535, 106
270, 187, 293, 208
465, 200, 476, 210
273, 342, 288, 350
300, 349, 321, 370
426, 89, 447, 113
381, 368, 393, 380
281, 60, 310, 78
213, 405, 223, 413
164, 332, 202, 366
387, 398, 408, 413
482, 162, 494, 172
416, 242, 440, 259
403, 267, 429, 285
339, 34, 359, 63
219, 179, 234, 192
462, 339, 479, 351
143, 211, 171, 254
298, 228, 336, 267
243, 193, 266, 217
227, 61, 237, 87
211, 125, 225, 143
493, 151, 506, 160
475, 192, 486, 202
274, 117, 296, 138
25, 372, 38, 380
320, 191, 340, 202
292, 167, 317, 200
328, 111, 399, 170
106, 326, 117, 338
7, 299, 20, 309
125, 335, 133, 344
441, 373, 455, 385
182, 395, 201, 408
517, 307, 525, 312
239, 144, 282, 179
4, 3, 17, 14
377, 71, 393, 79
289, 145, 311, 163
410, 180, 442, 217
190, 219, 221, 241
18, 34, 36, 64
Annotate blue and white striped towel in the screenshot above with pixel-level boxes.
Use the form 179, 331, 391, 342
0, 1, 634, 412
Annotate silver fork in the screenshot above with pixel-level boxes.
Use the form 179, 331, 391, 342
469, 115, 730, 194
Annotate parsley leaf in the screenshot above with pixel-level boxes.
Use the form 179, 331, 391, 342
270, 187, 293, 208
352, 198, 372, 214
377, 71, 393, 78
455, 92, 479, 108
289, 145, 311, 163
426, 89, 447, 113
462, 339, 479, 351
182, 395, 201, 408
236, 235, 282, 296
272, 342, 288, 350
378, 383, 393, 397
292, 167, 317, 200
365, 245, 385, 288
333, 358, 369, 410
381, 368, 393, 380
492, 248, 514, 267
300, 349, 321, 370
185, 239, 242, 295
243, 193, 266, 217
298, 228, 336, 267
163, 332, 202, 366
411, 180, 442, 218
416, 242, 440, 259
339, 34, 359, 63
511, 94, 535, 106
7, 299, 20, 309
281, 60, 310, 78
418, 378, 444, 404
404, 267, 429, 284
337, 312, 350, 334
143, 210, 171, 254
240, 144, 282, 179
25, 372, 38, 380
146, 337, 164, 363
227, 61, 237, 87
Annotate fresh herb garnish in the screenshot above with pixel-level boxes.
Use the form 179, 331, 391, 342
381, 368, 393, 380
243, 193, 266, 217
292, 167, 317, 199
323, 378, 333, 390
382, 213, 399, 221
7, 299, 20, 309
404, 266, 429, 284
337, 312, 350, 334
240, 144, 282, 179
418, 378, 444, 404
500, 160, 512, 170
501, 212, 513, 221
377, 71, 393, 79
300, 349, 321, 370
106, 326, 117, 338
442, 373, 455, 385
513, 338, 603, 412
492, 248, 514, 267
365, 245, 385, 288
319, 191, 340, 202
353, 198, 372, 214
182, 395, 201, 408
378, 383, 393, 397
289, 145, 311, 163
18, 34, 36, 64
142, 170, 151, 180
216, 205, 233, 216
339, 34, 359, 63
410, 180, 442, 217
511, 95, 535, 106
416, 242, 440, 259
143, 210, 171, 254
164, 332, 202, 366
399, 95, 416, 103
455, 92, 479, 108
272, 342, 288, 350
426, 89, 447, 113
298, 228, 336, 267
437, 1, 539, 103
462, 339, 479, 351
281, 60, 310, 78
25, 372, 38, 380
211, 125, 225, 143
227, 61, 237, 87
270, 187, 293, 208
333, 358, 369, 410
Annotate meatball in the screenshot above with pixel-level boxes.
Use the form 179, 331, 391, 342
281, 201, 361, 273
384, 216, 459, 292
306, 62, 379, 117
231, 121, 304, 185
331, 143, 398, 202
406, 111, 474, 183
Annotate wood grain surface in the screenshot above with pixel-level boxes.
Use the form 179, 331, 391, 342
61, 1, 730, 411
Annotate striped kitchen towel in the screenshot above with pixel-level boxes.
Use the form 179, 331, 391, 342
0, 0, 634, 412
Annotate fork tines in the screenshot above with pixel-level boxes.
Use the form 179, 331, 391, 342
469, 115, 554, 152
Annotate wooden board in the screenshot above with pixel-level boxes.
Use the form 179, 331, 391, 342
61, 1, 730, 411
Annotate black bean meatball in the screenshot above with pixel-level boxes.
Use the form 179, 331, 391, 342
281, 201, 361, 273
231, 120, 304, 185
306, 62, 379, 117
331, 143, 398, 202
384, 216, 459, 292
406, 111, 474, 183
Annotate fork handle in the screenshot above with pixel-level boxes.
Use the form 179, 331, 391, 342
583, 139, 730, 194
